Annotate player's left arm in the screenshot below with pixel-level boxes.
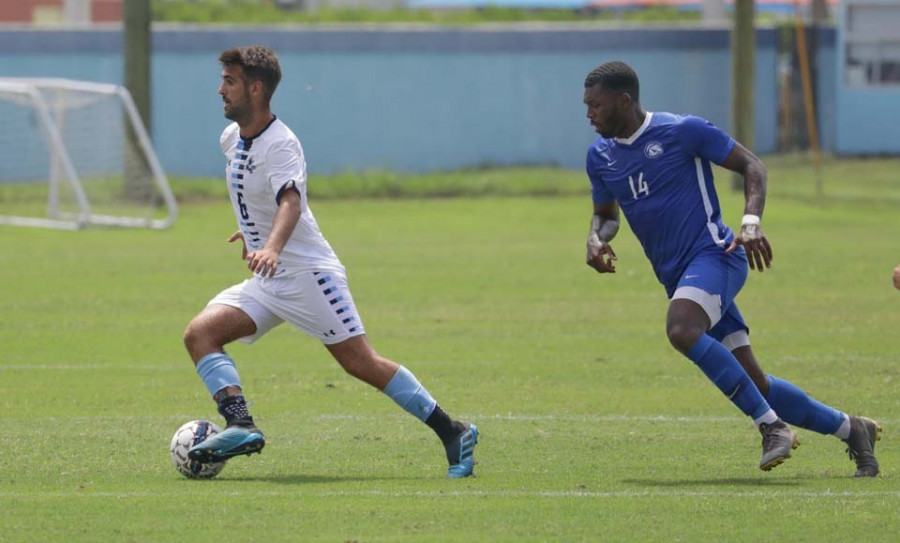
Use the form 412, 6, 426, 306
719, 142, 772, 272
246, 184, 301, 278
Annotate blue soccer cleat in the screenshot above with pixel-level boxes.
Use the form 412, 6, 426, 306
445, 423, 478, 478
188, 424, 266, 463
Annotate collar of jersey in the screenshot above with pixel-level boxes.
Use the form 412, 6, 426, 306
239, 115, 278, 142
614, 111, 653, 146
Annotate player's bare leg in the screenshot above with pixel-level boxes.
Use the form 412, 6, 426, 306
183, 304, 257, 365
732, 344, 880, 476
183, 304, 266, 462
327, 334, 478, 478
325, 333, 401, 390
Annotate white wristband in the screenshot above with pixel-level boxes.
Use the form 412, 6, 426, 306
741, 214, 761, 227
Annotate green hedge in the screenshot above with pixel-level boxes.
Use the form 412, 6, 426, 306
152, 0, 703, 25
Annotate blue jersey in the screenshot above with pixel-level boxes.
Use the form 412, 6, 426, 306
587, 112, 737, 288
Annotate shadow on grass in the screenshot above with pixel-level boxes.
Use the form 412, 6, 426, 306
622, 477, 804, 488
222, 473, 419, 485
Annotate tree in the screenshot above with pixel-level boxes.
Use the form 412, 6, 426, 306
731, 0, 755, 190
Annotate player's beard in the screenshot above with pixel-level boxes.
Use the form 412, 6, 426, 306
598, 124, 616, 138
224, 90, 251, 123
599, 111, 627, 139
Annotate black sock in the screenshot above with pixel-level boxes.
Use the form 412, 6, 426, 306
217, 394, 254, 428
425, 405, 465, 443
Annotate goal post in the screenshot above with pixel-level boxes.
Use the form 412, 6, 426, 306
0, 78, 177, 230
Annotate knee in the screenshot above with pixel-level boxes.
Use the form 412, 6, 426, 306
183, 319, 209, 357
666, 321, 705, 354
338, 352, 377, 379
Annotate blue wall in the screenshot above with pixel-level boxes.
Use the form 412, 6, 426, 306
834, 12, 900, 155
0, 26, 791, 176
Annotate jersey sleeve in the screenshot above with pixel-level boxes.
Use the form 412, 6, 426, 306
586, 146, 615, 204
266, 138, 307, 203
219, 123, 238, 154
679, 115, 735, 165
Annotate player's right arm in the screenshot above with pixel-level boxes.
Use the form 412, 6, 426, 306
246, 187, 301, 278
585, 142, 619, 274
246, 134, 306, 278
893, 264, 900, 290
586, 200, 619, 274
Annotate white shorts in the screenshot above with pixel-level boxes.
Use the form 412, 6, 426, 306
207, 270, 366, 345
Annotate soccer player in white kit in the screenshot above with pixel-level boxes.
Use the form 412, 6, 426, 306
184, 46, 478, 478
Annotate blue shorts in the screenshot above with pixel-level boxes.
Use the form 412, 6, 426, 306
666, 248, 751, 348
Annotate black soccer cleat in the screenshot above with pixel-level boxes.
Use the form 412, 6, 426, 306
844, 416, 882, 477
759, 419, 800, 471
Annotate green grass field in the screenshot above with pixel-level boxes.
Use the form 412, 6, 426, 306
2, 160, 899, 542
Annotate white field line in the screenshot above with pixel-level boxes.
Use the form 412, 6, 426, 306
1, 364, 113, 370
320, 413, 741, 423
7, 413, 898, 425
3, 489, 900, 500
0, 364, 186, 371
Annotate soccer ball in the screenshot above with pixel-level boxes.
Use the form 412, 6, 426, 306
170, 420, 227, 479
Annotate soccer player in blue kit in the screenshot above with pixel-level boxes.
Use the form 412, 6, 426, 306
582, 61, 881, 475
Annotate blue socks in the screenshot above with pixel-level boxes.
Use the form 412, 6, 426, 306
687, 334, 773, 422
383, 366, 437, 422
764, 375, 846, 435
686, 336, 848, 434
196, 352, 242, 397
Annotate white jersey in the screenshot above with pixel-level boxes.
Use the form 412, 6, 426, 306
220, 118, 344, 276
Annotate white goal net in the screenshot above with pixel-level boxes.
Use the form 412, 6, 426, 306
0, 78, 177, 230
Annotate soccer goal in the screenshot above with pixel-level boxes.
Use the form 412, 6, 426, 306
0, 78, 177, 230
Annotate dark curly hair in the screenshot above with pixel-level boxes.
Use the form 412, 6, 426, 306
584, 61, 640, 104
219, 45, 282, 102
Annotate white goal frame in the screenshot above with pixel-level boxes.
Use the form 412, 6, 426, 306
0, 78, 177, 230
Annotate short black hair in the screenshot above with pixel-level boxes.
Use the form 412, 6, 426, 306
584, 61, 640, 103
219, 45, 282, 102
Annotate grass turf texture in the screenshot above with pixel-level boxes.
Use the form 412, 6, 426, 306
1, 159, 899, 541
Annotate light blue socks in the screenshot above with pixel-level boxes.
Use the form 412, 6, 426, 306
196, 352, 242, 397
383, 366, 437, 422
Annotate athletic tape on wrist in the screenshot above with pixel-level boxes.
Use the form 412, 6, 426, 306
741, 214, 761, 227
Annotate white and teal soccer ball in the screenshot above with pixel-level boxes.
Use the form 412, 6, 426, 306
170, 420, 227, 479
